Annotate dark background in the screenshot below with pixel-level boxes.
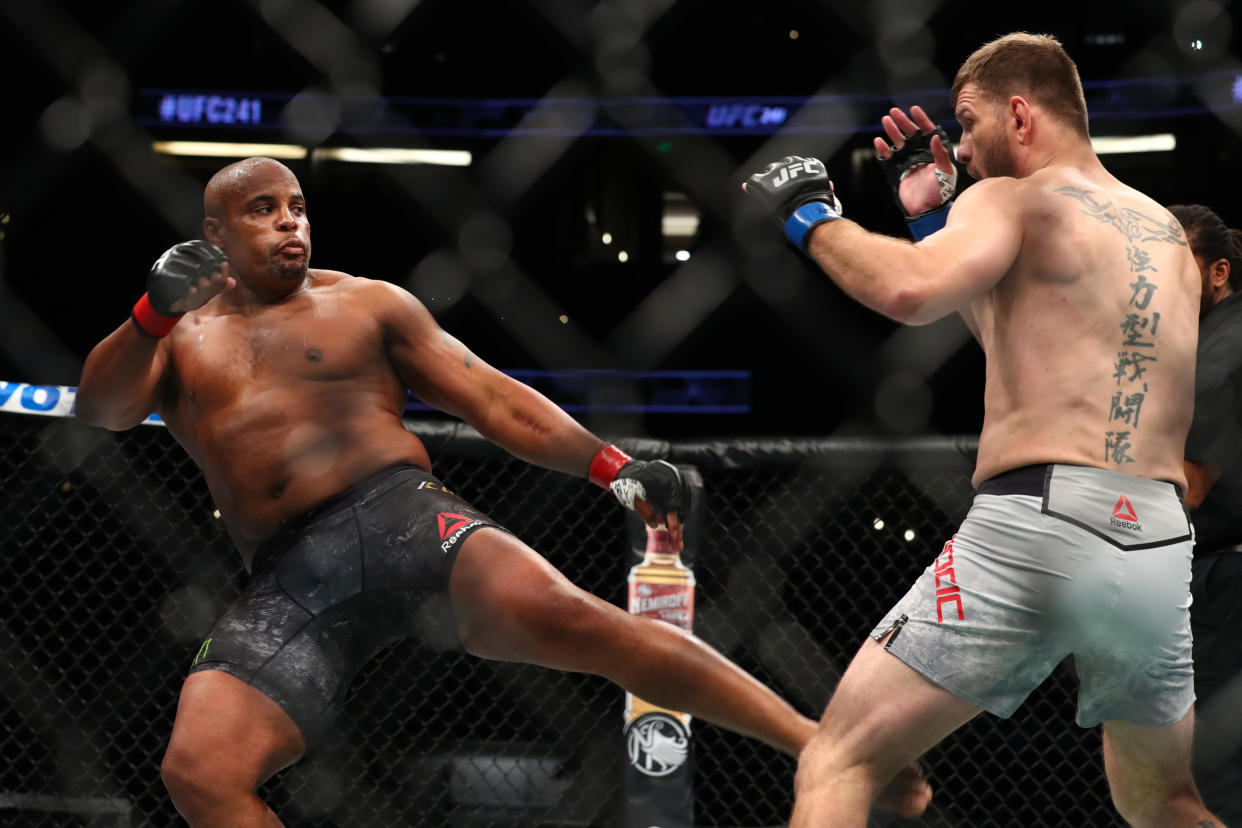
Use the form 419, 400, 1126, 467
3, 0, 1242, 442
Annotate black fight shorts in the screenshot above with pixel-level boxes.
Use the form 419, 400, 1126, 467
188, 465, 505, 745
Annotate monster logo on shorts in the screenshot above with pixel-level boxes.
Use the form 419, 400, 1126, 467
437, 512, 481, 554
625, 712, 690, 777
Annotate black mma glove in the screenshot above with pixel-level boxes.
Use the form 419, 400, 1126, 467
877, 125, 957, 240
132, 240, 229, 337
588, 443, 691, 521
743, 155, 843, 251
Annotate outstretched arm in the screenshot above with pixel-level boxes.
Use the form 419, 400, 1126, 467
378, 282, 596, 474
803, 179, 1020, 324
377, 282, 691, 544
77, 241, 233, 429
744, 156, 1021, 325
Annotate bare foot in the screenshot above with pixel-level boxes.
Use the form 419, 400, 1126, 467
874, 763, 933, 819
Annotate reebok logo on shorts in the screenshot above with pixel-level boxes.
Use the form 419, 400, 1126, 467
1109, 495, 1142, 532
437, 512, 482, 554
437, 513, 473, 539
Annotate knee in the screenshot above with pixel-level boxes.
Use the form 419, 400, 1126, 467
161, 744, 204, 817
161, 742, 240, 822
793, 732, 899, 804
794, 733, 855, 795
793, 744, 823, 799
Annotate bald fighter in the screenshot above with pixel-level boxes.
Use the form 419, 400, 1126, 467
76, 157, 930, 826
746, 33, 1219, 826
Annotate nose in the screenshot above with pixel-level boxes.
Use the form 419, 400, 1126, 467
275, 206, 299, 230
956, 135, 972, 163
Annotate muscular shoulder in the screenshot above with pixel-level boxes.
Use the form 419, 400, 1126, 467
312, 271, 435, 333
306, 267, 352, 285
941, 176, 1028, 243
954, 175, 1020, 205
958, 170, 1081, 212
1025, 167, 1174, 223
309, 270, 418, 305
950, 176, 1028, 219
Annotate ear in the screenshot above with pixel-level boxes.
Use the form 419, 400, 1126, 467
1210, 258, 1231, 290
203, 217, 223, 247
1009, 96, 1033, 143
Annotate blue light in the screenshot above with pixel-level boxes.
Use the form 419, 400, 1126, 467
405, 369, 751, 414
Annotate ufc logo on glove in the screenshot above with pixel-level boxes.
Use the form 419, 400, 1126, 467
772, 159, 824, 187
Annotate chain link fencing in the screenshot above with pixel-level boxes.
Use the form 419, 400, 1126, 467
4, 4, 1240, 825
0, 407, 1129, 827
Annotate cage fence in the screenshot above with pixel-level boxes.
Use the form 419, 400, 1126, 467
3, 2, 1241, 826
0, 408, 1130, 827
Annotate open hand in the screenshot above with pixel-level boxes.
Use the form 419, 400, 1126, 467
874, 106, 956, 217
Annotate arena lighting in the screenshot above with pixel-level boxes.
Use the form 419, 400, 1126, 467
662, 192, 699, 265
852, 133, 1176, 170
150, 142, 472, 166
311, 147, 472, 166
151, 141, 307, 159
1090, 134, 1176, 154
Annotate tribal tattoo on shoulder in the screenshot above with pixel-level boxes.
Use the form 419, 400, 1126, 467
1055, 186, 1187, 247
1055, 186, 1187, 467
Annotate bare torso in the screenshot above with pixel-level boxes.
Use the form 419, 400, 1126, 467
157, 269, 432, 562
966, 166, 1198, 488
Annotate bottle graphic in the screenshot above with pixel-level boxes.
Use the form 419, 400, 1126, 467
624, 525, 695, 778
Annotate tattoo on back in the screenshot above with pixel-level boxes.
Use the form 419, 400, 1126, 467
1054, 187, 1187, 467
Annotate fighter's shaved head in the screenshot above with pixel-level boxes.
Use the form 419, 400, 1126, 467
203, 157, 298, 219
200, 156, 311, 288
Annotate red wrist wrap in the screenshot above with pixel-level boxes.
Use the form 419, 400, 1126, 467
589, 443, 632, 488
131, 293, 182, 338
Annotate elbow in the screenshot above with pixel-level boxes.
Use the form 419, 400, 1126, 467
877, 281, 955, 326
73, 390, 135, 431
876, 284, 928, 324
72, 401, 114, 430
72, 389, 104, 427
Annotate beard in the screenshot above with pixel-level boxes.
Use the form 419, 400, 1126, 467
269, 255, 309, 282
978, 130, 1019, 179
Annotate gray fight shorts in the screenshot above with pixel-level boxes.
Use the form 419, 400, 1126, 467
871, 463, 1195, 728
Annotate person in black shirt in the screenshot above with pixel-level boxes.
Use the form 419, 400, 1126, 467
1169, 202, 1242, 824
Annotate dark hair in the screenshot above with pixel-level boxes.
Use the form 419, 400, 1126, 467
951, 33, 1089, 138
1168, 203, 1242, 291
